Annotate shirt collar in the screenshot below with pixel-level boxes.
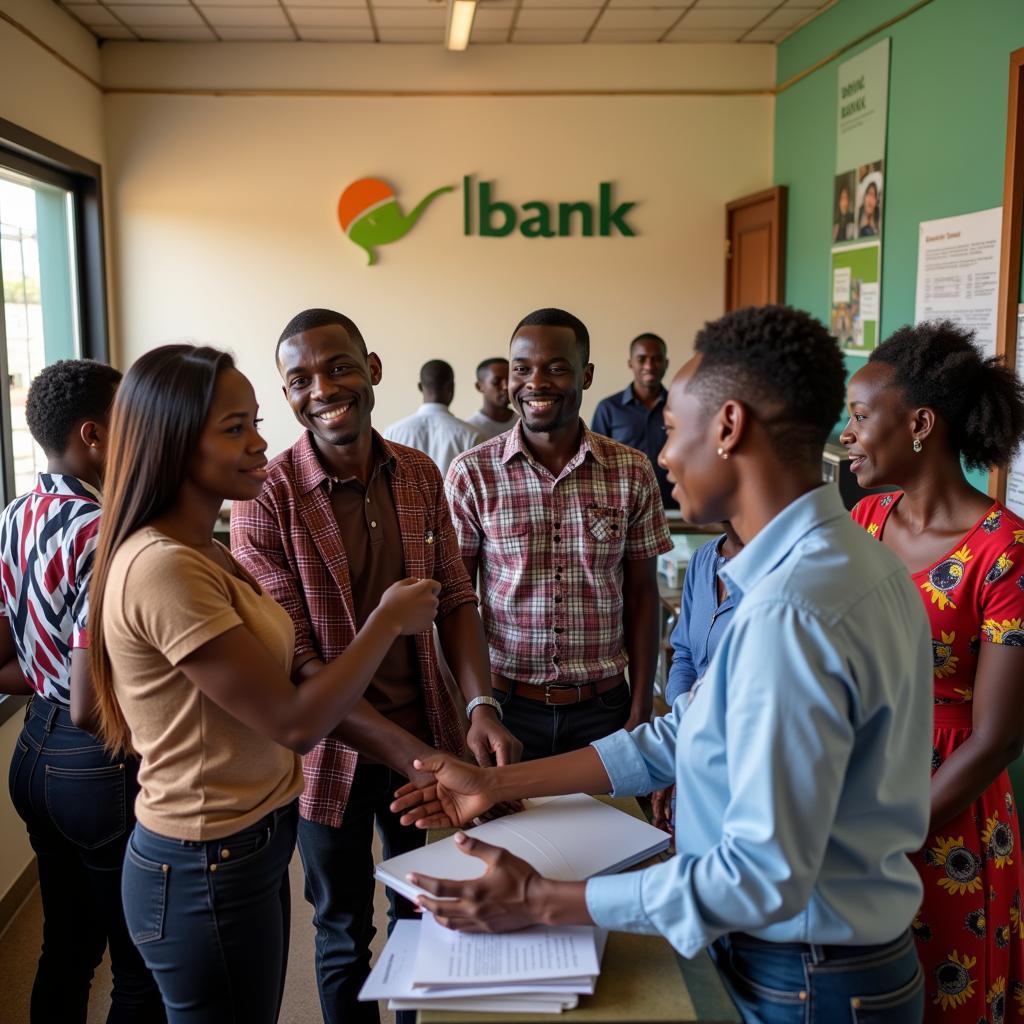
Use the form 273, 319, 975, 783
294, 430, 397, 495
720, 485, 846, 602
417, 403, 450, 415
35, 473, 101, 502
620, 383, 667, 407
500, 419, 609, 469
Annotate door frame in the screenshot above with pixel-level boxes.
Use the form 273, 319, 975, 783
991, 47, 1024, 501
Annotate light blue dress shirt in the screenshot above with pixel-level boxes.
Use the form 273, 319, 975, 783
665, 534, 735, 705
585, 485, 933, 959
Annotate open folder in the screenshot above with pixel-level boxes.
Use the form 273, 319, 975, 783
375, 793, 671, 903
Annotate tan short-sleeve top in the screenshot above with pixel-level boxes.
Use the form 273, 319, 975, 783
104, 527, 304, 841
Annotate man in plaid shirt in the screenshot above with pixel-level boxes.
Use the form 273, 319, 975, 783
231, 308, 520, 1024
445, 308, 672, 761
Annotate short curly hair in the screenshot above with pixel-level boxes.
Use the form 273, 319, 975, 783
869, 321, 1024, 470
25, 359, 122, 456
689, 305, 845, 465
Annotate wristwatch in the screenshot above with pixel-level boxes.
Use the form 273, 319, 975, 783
466, 695, 503, 721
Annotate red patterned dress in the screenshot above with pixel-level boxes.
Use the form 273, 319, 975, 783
853, 493, 1024, 1022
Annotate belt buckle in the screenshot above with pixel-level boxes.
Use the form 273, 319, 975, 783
544, 683, 581, 705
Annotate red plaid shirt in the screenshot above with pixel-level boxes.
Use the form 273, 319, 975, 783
445, 422, 672, 685
230, 431, 473, 827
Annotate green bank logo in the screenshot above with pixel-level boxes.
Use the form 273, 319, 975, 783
338, 175, 637, 265
338, 178, 454, 266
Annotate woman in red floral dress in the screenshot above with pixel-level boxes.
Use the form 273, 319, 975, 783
842, 321, 1024, 1023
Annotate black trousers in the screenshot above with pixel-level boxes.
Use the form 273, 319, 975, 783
495, 680, 632, 762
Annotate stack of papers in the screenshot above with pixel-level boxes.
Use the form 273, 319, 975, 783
375, 793, 671, 903
359, 917, 608, 1014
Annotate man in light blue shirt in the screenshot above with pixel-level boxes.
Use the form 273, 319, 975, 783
391, 306, 932, 1023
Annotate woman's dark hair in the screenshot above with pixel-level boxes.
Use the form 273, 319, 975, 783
870, 321, 1024, 470
689, 305, 845, 466
25, 359, 122, 455
90, 344, 236, 753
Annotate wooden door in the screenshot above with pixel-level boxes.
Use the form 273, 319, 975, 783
724, 186, 787, 311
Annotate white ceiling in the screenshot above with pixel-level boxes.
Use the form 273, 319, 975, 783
57, 0, 832, 45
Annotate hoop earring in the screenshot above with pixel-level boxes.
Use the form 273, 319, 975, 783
912, 439, 923, 454
717, 447, 730, 460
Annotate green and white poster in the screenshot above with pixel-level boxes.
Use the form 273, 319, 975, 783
830, 38, 889, 354
830, 242, 881, 353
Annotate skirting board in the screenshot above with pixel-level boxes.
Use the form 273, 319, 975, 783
0, 857, 38, 939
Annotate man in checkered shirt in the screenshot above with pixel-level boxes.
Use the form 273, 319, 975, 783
445, 308, 672, 761
231, 308, 520, 1024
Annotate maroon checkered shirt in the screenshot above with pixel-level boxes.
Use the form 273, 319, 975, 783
231, 431, 473, 827
445, 422, 672, 686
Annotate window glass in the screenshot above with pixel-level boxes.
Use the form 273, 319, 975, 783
0, 169, 80, 497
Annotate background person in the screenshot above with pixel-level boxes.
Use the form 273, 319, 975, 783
842, 320, 1024, 1022
383, 359, 484, 474
858, 179, 881, 237
87, 344, 440, 1024
467, 357, 517, 441
650, 522, 742, 833
446, 308, 672, 761
396, 306, 932, 1024
591, 333, 677, 509
232, 309, 519, 1024
1, 359, 165, 1024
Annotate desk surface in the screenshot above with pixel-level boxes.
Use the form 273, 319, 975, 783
418, 797, 738, 1024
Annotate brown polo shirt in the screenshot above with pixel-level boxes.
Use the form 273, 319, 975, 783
329, 451, 430, 743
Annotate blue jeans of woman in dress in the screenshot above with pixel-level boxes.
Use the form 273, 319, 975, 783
710, 929, 924, 1023
121, 800, 298, 1024
8, 695, 165, 1024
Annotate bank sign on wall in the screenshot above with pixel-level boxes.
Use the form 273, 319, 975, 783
337, 175, 637, 265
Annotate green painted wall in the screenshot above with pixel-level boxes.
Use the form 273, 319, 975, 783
774, 0, 1024, 485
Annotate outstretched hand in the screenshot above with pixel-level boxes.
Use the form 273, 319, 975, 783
411, 833, 545, 932
391, 754, 498, 828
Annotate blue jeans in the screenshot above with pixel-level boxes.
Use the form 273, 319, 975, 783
121, 800, 298, 1024
709, 930, 923, 1024
8, 695, 164, 1024
495, 679, 632, 762
297, 763, 426, 1024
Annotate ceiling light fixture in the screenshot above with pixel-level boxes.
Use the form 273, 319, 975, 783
446, 0, 477, 51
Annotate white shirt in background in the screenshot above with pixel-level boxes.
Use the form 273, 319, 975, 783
383, 403, 485, 476
466, 409, 518, 442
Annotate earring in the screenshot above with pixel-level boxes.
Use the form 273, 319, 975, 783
717, 446, 730, 460
912, 438, 923, 453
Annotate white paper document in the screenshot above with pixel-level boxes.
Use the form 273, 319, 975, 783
412, 913, 600, 986
375, 793, 670, 903
360, 919, 600, 1014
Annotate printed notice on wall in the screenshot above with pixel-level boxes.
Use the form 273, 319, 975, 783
914, 207, 1002, 361
1004, 307, 1024, 519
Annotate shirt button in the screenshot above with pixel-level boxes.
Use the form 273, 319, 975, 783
552, 655, 560, 664
554, 596, 562, 603
370, 521, 377, 528
554, 535, 561, 543
554, 627, 563, 634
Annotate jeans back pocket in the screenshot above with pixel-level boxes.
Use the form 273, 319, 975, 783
122, 838, 169, 945
44, 761, 127, 850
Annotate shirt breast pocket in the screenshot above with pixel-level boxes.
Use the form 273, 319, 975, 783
485, 517, 531, 565
584, 505, 627, 569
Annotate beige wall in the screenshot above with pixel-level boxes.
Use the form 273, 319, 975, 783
0, 0, 105, 910
102, 42, 775, 457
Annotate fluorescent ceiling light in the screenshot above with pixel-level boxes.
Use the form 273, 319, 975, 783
446, 0, 477, 51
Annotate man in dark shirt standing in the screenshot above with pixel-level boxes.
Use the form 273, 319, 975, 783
232, 308, 520, 1024
591, 333, 677, 509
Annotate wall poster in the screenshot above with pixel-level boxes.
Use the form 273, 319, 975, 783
830, 38, 889, 355
914, 206, 1002, 361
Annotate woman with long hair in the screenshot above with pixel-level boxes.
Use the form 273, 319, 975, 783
858, 180, 881, 237
88, 344, 440, 1024
842, 320, 1024, 1021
